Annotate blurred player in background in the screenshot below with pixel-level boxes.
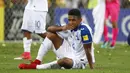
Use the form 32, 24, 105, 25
64, 0, 90, 8
14, 0, 48, 60
101, 0, 120, 48
18, 9, 95, 69
64, 0, 79, 8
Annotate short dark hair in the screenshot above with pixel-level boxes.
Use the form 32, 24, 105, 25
68, 9, 81, 18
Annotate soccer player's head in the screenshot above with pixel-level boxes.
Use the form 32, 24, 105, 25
68, 9, 81, 18
68, 9, 82, 27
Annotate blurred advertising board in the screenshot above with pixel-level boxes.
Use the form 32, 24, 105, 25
4, 7, 130, 42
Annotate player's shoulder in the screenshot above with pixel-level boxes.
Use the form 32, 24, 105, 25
79, 23, 91, 31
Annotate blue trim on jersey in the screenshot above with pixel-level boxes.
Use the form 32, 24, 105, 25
71, 23, 92, 44
80, 25, 92, 44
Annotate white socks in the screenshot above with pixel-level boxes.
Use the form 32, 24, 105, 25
36, 60, 58, 69
36, 37, 52, 61
23, 37, 32, 52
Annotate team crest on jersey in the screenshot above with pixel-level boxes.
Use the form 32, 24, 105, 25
83, 35, 89, 41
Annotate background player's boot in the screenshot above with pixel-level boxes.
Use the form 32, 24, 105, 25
101, 41, 109, 48
109, 44, 115, 49
14, 52, 31, 60
21, 52, 31, 60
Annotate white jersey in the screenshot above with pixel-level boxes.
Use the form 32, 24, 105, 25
57, 22, 93, 61
25, 0, 48, 11
69, 23, 93, 60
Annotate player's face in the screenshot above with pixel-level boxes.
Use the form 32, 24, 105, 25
68, 15, 82, 28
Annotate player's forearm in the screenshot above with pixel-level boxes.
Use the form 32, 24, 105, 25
83, 44, 94, 69
47, 26, 65, 33
86, 51, 94, 69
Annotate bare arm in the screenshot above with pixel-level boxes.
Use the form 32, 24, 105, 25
83, 43, 94, 69
47, 24, 75, 33
47, 25, 66, 33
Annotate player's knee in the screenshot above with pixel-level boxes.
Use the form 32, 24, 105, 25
58, 58, 73, 69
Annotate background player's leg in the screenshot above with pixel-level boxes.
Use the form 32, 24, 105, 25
111, 22, 118, 48
14, 30, 32, 60
22, 31, 32, 59
110, 4, 120, 48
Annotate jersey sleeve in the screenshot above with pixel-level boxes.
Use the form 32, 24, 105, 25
56, 23, 71, 39
57, 30, 71, 39
81, 26, 92, 44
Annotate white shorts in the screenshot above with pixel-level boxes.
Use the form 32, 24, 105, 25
21, 9, 47, 33
53, 39, 87, 69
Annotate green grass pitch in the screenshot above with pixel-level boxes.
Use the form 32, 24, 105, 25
0, 42, 130, 73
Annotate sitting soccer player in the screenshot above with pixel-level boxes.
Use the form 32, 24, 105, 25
19, 9, 95, 69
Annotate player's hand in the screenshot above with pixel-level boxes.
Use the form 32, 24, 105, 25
62, 25, 68, 31
62, 23, 76, 31
90, 64, 94, 69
